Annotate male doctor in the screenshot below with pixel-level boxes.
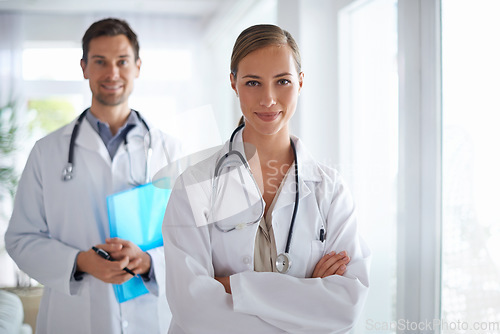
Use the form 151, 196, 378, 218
5, 18, 180, 333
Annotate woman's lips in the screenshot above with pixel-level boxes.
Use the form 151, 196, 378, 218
255, 112, 280, 122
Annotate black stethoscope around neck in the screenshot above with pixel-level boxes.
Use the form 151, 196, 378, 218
217, 123, 300, 274
62, 108, 152, 185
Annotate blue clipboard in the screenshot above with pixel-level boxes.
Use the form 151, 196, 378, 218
107, 181, 171, 303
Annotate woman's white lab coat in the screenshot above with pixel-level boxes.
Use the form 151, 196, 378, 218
163, 132, 370, 334
5, 114, 181, 334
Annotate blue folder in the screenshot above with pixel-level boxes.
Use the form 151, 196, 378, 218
107, 181, 171, 303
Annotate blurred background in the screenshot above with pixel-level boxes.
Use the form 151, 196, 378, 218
0, 0, 499, 333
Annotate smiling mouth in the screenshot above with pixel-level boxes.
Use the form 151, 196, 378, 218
101, 83, 124, 91
255, 112, 281, 122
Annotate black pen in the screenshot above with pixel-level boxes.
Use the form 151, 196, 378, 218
92, 246, 135, 276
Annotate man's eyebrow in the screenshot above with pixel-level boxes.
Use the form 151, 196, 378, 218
89, 55, 132, 59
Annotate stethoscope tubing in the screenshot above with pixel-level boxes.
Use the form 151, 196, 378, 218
285, 137, 299, 255
219, 123, 299, 269
63, 108, 152, 183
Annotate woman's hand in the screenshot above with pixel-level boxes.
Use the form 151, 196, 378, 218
312, 251, 350, 278
215, 276, 232, 294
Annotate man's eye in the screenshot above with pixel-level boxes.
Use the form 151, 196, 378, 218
118, 60, 128, 65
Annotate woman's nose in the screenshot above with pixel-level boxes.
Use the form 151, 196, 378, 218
260, 87, 277, 107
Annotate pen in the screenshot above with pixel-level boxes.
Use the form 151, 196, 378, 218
92, 246, 135, 276
319, 228, 325, 242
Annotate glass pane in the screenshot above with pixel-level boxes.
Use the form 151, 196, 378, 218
23, 46, 82, 81
442, 0, 500, 331
338, 0, 398, 332
140, 49, 192, 81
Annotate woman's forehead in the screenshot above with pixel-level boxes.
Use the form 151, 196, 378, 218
237, 45, 297, 77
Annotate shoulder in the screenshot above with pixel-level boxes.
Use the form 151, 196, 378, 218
294, 136, 351, 199
179, 146, 223, 183
29, 120, 75, 158
294, 136, 341, 185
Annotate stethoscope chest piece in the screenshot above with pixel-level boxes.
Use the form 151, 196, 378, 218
62, 163, 74, 181
276, 252, 292, 274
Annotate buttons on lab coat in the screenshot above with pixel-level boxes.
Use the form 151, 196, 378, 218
242, 255, 252, 266
122, 320, 129, 328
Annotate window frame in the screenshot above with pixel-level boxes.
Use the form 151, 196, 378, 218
396, 0, 442, 331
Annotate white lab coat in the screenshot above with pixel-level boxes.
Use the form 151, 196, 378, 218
162, 131, 370, 334
5, 114, 182, 334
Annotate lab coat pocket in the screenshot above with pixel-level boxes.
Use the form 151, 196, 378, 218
307, 240, 326, 277
45, 279, 91, 333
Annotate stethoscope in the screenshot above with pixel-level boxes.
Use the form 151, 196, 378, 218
213, 122, 299, 274
62, 108, 153, 185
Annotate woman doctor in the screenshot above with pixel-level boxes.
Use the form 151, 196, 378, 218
163, 24, 370, 333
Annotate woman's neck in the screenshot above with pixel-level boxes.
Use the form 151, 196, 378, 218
242, 126, 292, 163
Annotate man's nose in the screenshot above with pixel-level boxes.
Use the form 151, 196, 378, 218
104, 63, 120, 80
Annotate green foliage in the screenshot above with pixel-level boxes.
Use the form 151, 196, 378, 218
0, 100, 19, 199
28, 98, 75, 134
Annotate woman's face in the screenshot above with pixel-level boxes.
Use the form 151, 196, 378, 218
231, 45, 303, 138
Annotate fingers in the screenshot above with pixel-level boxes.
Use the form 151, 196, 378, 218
86, 252, 133, 284
312, 252, 334, 278
106, 237, 133, 249
322, 257, 349, 278
126, 256, 143, 273
312, 251, 350, 278
105, 238, 140, 259
95, 242, 122, 254
89, 240, 146, 279
214, 276, 232, 294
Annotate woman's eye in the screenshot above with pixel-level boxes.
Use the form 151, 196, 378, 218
278, 79, 291, 85
245, 81, 259, 87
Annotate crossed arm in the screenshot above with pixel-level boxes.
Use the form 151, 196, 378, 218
215, 250, 351, 294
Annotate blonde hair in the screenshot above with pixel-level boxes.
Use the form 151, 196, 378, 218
230, 24, 301, 78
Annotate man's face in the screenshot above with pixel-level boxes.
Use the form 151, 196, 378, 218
81, 34, 141, 108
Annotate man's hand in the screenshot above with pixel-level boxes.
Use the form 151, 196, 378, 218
76, 246, 134, 284
104, 238, 151, 276
76, 238, 151, 284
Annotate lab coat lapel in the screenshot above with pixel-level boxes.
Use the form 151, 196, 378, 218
63, 116, 111, 165
271, 136, 321, 214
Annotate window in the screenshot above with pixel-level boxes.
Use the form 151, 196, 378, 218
22, 45, 82, 81
338, 0, 399, 332
441, 0, 500, 329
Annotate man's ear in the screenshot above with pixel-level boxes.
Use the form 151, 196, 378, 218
135, 58, 142, 78
81, 59, 88, 79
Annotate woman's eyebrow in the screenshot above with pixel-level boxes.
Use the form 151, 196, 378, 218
241, 72, 293, 79
274, 72, 293, 78
242, 74, 261, 79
